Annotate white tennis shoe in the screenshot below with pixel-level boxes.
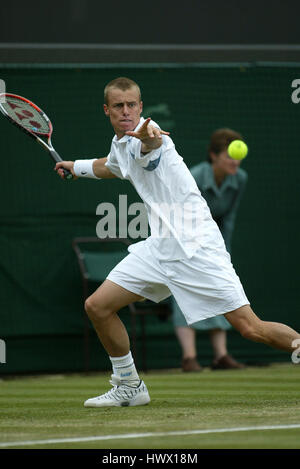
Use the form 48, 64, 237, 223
84, 375, 151, 408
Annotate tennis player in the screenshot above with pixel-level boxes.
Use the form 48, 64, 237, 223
56, 77, 300, 407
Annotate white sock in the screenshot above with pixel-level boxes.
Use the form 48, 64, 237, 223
109, 352, 140, 386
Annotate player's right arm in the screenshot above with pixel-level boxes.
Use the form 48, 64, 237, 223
93, 158, 117, 178
55, 157, 117, 180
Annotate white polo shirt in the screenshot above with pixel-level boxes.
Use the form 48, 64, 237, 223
105, 117, 225, 261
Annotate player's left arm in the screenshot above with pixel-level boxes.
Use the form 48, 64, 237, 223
125, 118, 169, 154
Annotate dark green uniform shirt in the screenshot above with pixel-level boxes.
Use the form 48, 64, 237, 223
190, 161, 248, 253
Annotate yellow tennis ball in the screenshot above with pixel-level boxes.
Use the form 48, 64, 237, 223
228, 140, 248, 160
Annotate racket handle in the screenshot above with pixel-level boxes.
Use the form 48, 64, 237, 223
50, 149, 73, 180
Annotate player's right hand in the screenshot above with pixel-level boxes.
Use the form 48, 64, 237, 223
55, 161, 78, 180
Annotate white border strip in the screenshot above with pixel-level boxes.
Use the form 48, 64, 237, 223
1, 424, 300, 448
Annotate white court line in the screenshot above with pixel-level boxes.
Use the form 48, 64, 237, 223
0, 424, 300, 448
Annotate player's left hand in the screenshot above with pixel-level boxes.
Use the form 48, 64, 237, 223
125, 118, 169, 152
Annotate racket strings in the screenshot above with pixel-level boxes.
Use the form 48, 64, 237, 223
2, 97, 50, 135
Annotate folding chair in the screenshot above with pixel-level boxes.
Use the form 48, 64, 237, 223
72, 237, 171, 372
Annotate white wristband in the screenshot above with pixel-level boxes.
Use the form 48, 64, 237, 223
73, 159, 100, 179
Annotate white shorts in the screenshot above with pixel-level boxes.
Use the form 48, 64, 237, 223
107, 243, 249, 325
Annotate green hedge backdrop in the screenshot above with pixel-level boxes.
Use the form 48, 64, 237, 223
0, 63, 299, 374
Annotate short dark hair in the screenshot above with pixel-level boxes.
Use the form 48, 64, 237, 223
104, 77, 141, 105
207, 128, 243, 163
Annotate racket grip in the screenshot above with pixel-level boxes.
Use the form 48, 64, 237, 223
50, 149, 73, 180
62, 168, 73, 180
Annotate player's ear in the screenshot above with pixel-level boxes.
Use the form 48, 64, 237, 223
139, 101, 143, 114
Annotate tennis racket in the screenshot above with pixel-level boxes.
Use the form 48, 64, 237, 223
0, 93, 73, 180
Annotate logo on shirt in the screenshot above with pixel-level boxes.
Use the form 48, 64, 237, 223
143, 153, 162, 171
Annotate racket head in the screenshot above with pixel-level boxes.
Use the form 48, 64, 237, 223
0, 93, 53, 140
0, 93, 73, 181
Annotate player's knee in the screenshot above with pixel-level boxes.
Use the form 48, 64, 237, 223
84, 296, 111, 320
84, 297, 96, 318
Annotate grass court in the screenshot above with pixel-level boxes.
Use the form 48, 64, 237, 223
0, 363, 299, 449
